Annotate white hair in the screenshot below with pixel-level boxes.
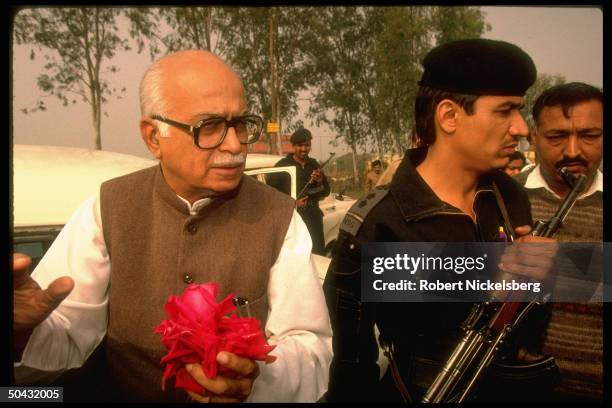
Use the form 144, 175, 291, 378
139, 50, 241, 139
139, 59, 171, 137
155, 121, 170, 138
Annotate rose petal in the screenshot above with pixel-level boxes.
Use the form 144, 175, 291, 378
155, 282, 276, 392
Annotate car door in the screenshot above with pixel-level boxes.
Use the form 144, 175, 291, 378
245, 166, 297, 199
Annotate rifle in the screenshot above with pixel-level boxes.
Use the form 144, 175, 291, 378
296, 152, 335, 200
420, 167, 587, 403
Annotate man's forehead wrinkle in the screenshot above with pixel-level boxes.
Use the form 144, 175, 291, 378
544, 128, 570, 135
544, 125, 602, 134
541, 104, 602, 124
212, 108, 250, 116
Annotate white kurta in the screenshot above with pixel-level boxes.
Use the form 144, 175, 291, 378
15, 193, 333, 402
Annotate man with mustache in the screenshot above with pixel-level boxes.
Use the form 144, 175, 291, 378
513, 82, 603, 401
516, 82, 602, 243
12, 50, 332, 403
324, 39, 559, 402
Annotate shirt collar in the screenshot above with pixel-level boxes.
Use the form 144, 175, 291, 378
524, 164, 603, 199
389, 147, 496, 221
177, 195, 214, 215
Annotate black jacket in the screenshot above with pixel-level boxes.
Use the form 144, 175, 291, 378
323, 147, 534, 402
267, 154, 330, 207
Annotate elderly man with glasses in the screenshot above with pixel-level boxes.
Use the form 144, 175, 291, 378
13, 50, 332, 403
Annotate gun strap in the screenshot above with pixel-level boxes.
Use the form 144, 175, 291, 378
381, 343, 413, 402
492, 182, 516, 239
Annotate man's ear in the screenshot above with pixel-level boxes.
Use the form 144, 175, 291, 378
140, 118, 162, 159
435, 99, 458, 134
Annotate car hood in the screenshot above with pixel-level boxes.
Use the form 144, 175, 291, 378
13, 145, 157, 228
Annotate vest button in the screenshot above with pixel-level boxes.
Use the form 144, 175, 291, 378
183, 274, 194, 284
187, 222, 198, 234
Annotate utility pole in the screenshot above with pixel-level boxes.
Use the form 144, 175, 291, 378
268, 8, 281, 155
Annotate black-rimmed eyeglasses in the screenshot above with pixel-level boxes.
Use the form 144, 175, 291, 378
151, 114, 264, 149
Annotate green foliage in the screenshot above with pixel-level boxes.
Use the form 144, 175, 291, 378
306, 7, 368, 151
365, 7, 433, 154
215, 7, 314, 135
14, 5, 490, 155
14, 7, 150, 149
136, 6, 477, 159
521, 73, 566, 129
153, 7, 220, 53
304, 6, 489, 180
431, 6, 491, 44
132, 6, 314, 148
123, 7, 162, 60
334, 151, 369, 175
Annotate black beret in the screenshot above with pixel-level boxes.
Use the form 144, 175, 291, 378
290, 127, 312, 144
418, 38, 537, 96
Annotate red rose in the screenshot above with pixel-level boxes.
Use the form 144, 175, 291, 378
154, 282, 276, 394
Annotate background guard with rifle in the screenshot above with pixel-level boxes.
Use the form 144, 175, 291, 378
268, 127, 330, 255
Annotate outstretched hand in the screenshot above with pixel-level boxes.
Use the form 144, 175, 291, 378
13, 253, 74, 353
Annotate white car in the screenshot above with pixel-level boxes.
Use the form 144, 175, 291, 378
13, 145, 158, 270
12, 144, 386, 377
12, 145, 354, 278
244, 153, 356, 256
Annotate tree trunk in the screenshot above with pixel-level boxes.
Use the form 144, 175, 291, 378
275, 88, 282, 154
204, 8, 212, 51
92, 9, 102, 150
90, 86, 102, 150
346, 111, 360, 184
350, 143, 359, 185
94, 105, 102, 150
374, 128, 384, 160
393, 131, 403, 156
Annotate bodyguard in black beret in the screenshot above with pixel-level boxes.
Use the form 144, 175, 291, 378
268, 127, 330, 255
325, 39, 561, 403
418, 38, 537, 96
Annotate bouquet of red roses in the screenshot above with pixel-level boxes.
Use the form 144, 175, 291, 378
154, 283, 276, 394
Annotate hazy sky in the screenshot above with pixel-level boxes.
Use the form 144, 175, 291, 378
12, 6, 603, 161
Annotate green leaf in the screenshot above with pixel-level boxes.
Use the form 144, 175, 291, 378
15, 7, 147, 147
